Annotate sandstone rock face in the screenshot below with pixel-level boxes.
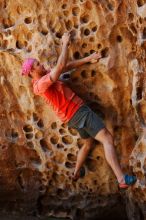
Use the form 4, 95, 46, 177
0, 0, 146, 219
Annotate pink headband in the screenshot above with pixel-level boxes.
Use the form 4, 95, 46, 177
21, 58, 37, 76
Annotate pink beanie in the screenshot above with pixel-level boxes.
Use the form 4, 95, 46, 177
21, 58, 37, 76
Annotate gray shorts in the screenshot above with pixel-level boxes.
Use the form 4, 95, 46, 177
68, 105, 105, 139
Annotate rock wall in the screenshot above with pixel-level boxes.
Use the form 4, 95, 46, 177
0, 0, 146, 219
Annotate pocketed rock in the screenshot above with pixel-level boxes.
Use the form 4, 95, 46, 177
0, 0, 146, 219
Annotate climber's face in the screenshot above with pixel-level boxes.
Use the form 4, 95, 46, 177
29, 60, 46, 79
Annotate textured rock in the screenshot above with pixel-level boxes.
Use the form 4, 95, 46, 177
0, 0, 146, 219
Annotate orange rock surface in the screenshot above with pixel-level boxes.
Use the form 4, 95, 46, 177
0, 0, 146, 219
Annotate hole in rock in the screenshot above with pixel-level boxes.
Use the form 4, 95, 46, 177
89, 188, 93, 193
3, 18, 15, 29
33, 113, 39, 122
143, 27, 146, 39
73, 51, 80, 59
5, 30, 11, 36
40, 139, 49, 152
107, 3, 114, 10
90, 49, 95, 54
50, 135, 59, 145
80, 14, 89, 23
67, 153, 76, 162
11, 129, 19, 139
39, 185, 46, 193
51, 122, 57, 129
74, 24, 79, 29
62, 135, 73, 145
65, 161, 75, 168
61, 123, 67, 128
79, 167, 85, 177
93, 180, 97, 185
26, 32, 32, 40
3, 1, 7, 8
25, 133, 33, 139
23, 125, 33, 132
57, 143, 64, 149
27, 112, 32, 121
41, 29, 48, 35
56, 32, 62, 39
16, 40, 25, 49
94, 95, 100, 102
57, 188, 66, 197
24, 17, 32, 24
136, 86, 142, 100
89, 92, 94, 97
37, 119, 44, 128
0, 33, 3, 44
5, 129, 18, 140
68, 127, 78, 136
143, 158, 146, 171
134, 134, 139, 142
65, 20, 72, 31
96, 156, 102, 160
35, 131, 43, 139
17, 173, 24, 190
27, 141, 34, 148
27, 45, 32, 53
84, 28, 90, 36
86, 158, 97, 171
89, 37, 94, 42
84, 52, 90, 57
97, 43, 102, 49
130, 24, 137, 34
70, 29, 76, 40
137, 0, 145, 7
3, 22, 9, 29
101, 47, 109, 58
92, 26, 97, 32
17, 6, 22, 14
5, 129, 18, 139
63, 10, 69, 16
23, 41, 28, 47
78, 183, 83, 189
128, 13, 134, 21
82, 43, 87, 48
136, 171, 143, 180
91, 70, 96, 77
72, 7, 80, 16
1, 145, 7, 150
59, 128, 66, 135
81, 70, 88, 78
62, 4, 67, 9
137, 161, 141, 168
117, 35, 123, 42
139, 17, 143, 24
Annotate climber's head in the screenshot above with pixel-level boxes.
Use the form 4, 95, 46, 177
21, 58, 46, 79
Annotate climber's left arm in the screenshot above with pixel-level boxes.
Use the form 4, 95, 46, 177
63, 52, 101, 72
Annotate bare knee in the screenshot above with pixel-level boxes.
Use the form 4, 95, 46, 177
95, 128, 113, 145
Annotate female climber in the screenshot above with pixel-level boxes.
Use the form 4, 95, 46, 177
21, 32, 136, 189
